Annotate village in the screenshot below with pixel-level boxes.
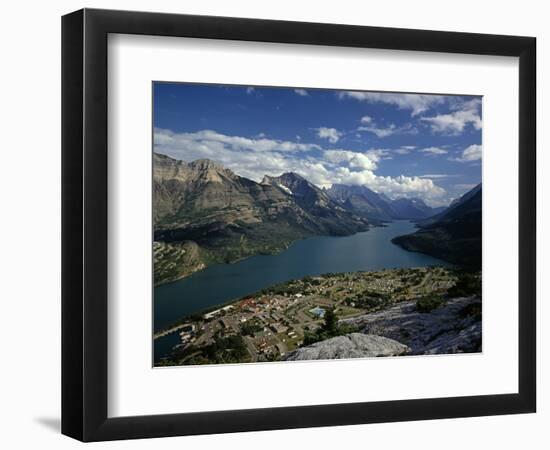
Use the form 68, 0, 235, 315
155, 266, 457, 366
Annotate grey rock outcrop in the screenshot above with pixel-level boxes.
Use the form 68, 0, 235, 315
342, 296, 481, 355
283, 333, 410, 361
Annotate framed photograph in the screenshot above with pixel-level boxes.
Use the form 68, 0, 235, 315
62, 8, 536, 442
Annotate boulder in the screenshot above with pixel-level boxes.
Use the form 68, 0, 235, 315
283, 333, 409, 361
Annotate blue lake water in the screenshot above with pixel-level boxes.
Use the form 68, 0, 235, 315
154, 220, 449, 361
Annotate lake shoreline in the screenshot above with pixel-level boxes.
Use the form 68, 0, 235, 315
154, 263, 453, 335
154, 222, 388, 288
154, 220, 450, 333
155, 266, 473, 365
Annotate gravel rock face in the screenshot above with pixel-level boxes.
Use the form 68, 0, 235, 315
283, 333, 410, 361
342, 296, 481, 355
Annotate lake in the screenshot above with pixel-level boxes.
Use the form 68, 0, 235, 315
154, 220, 449, 359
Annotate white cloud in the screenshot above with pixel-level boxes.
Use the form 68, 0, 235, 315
365, 148, 392, 162
154, 128, 320, 156
325, 150, 378, 171
339, 92, 446, 116
418, 174, 459, 179
394, 145, 416, 155
316, 127, 342, 143
357, 114, 417, 138
154, 128, 447, 205
395, 148, 410, 155
359, 123, 397, 138
294, 89, 309, 96
451, 144, 482, 162
329, 168, 446, 203
246, 87, 255, 95
449, 97, 482, 112
420, 147, 448, 155
421, 107, 481, 135
360, 115, 373, 124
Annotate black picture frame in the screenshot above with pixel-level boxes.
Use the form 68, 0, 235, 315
62, 8, 536, 442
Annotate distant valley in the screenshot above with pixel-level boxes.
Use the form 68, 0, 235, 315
327, 175, 483, 270
153, 152, 481, 285
326, 183, 446, 222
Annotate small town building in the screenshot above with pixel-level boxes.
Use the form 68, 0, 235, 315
309, 306, 326, 318
270, 322, 288, 334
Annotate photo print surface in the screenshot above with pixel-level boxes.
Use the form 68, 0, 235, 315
152, 83, 482, 367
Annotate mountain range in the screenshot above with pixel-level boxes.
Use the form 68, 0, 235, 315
391, 183, 482, 269
153, 153, 481, 284
326, 184, 445, 222
153, 153, 368, 284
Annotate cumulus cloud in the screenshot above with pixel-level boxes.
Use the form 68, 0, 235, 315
328, 169, 446, 202
359, 123, 398, 138
324, 150, 378, 171
420, 147, 448, 156
451, 144, 482, 162
154, 128, 447, 204
365, 149, 392, 163
360, 115, 373, 124
357, 115, 417, 138
294, 89, 309, 96
449, 97, 482, 112
341, 92, 482, 136
421, 106, 482, 135
155, 128, 319, 155
316, 127, 342, 143
339, 92, 447, 116
374, 175, 446, 201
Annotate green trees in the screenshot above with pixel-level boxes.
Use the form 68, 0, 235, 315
302, 307, 358, 346
448, 272, 481, 298
240, 321, 263, 336
321, 308, 338, 335
200, 334, 249, 364
416, 295, 444, 313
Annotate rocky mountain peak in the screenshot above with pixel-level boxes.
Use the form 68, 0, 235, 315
153, 153, 235, 184
188, 158, 226, 172
278, 171, 306, 181
267, 172, 318, 195
186, 158, 237, 183
263, 171, 307, 185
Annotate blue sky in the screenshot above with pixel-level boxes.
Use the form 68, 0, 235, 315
153, 82, 482, 206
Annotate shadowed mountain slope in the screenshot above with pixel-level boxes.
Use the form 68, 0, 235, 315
392, 184, 482, 269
